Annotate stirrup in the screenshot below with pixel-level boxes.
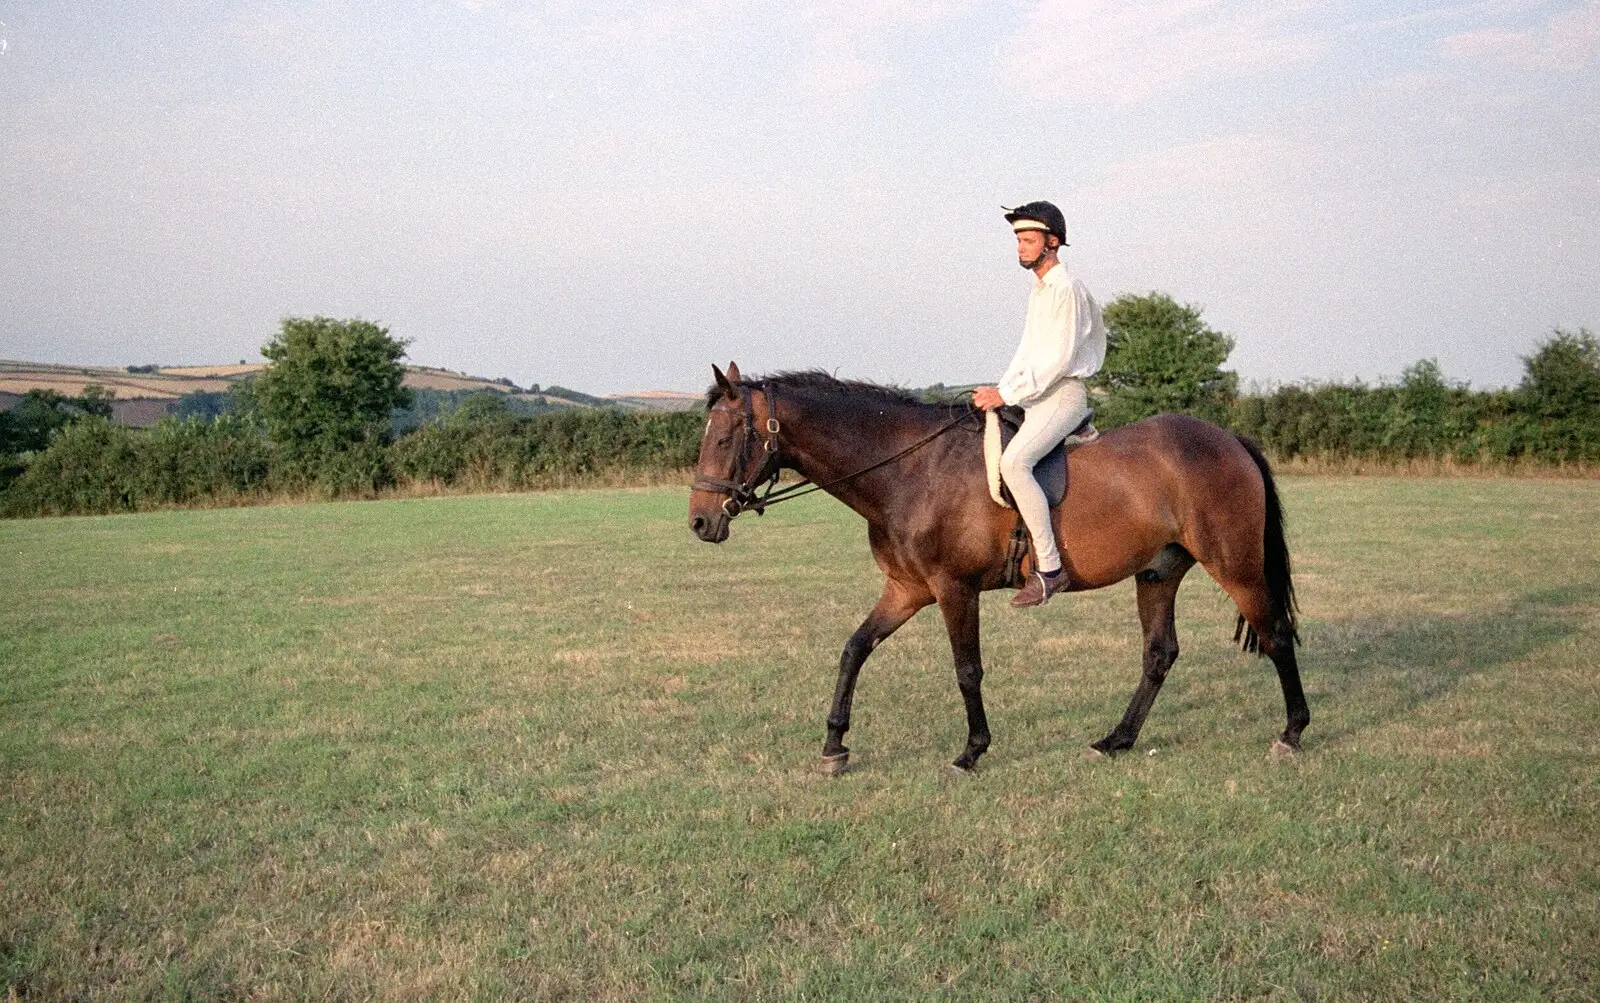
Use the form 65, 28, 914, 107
1011, 570, 1066, 608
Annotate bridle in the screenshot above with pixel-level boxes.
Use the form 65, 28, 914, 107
691, 380, 786, 518
691, 381, 974, 520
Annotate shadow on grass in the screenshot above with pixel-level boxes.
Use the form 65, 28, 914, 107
1303, 582, 1598, 746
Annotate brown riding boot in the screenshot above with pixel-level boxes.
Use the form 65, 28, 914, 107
1012, 568, 1067, 608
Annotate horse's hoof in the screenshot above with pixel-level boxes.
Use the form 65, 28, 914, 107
949, 761, 974, 775
1269, 738, 1299, 758
1082, 746, 1108, 761
820, 752, 850, 776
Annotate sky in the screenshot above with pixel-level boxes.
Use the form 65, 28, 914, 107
2, 1, 1597, 394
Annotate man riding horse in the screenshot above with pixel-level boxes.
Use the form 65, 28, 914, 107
689, 201, 1308, 772
972, 201, 1107, 608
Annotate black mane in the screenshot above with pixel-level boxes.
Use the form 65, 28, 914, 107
704, 370, 957, 412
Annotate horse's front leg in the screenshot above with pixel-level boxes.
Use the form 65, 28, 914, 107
936, 580, 989, 771
821, 579, 931, 774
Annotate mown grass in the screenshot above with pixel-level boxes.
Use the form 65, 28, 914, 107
2, 479, 1597, 1001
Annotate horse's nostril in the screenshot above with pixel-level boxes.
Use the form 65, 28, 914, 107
690, 516, 708, 535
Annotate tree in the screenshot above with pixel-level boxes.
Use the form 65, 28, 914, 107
1381, 359, 1477, 458
446, 391, 517, 428
252, 316, 412, 491
1093, 292, 1238, 427
1, 391, 73, 457
76, 384, 117, 419
0, 385, 118, 455
174, 389, 236, 422
1518, 327, 1600, 462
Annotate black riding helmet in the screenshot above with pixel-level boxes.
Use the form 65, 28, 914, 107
1003, 201, 1068, 246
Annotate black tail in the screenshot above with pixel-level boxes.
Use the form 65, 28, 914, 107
1231, 435, 1298, 654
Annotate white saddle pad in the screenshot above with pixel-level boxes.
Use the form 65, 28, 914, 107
984, 410, 1100, 509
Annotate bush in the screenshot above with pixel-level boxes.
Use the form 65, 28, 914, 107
1, 416, 273, 517
1, 419, 142, 516
391, 406, 702, 489
1231, 331, 1600, 467
130, 415, 274, 505
1517, 328, 1600, 463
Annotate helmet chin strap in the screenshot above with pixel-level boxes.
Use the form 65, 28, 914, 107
1019, 246, 1056, 271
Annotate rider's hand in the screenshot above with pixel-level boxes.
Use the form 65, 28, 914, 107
972, 386, 1005, 411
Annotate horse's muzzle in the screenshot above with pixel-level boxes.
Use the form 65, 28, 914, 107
689, 512, 730, 543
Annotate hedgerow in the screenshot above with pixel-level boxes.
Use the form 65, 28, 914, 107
3, 324, 1595, 518
0, 415, 273, 517
0, 405, 704, 517
390, 402, 702, 488
1230, 335, 1599, 465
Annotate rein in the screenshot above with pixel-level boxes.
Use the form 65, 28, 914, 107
692, 382, 974, 518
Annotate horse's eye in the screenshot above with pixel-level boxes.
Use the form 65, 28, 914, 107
715, 435, 732, 447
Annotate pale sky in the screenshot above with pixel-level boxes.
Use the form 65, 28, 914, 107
2, 1, 1597, 393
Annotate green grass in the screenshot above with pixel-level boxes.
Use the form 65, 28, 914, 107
2, 479, 1597, 1001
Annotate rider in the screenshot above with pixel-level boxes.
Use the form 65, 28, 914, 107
973, 201, 1107, 607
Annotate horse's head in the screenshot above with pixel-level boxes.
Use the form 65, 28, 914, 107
689, 361, 773, 543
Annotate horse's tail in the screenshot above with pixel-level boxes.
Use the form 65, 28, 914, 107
1231, 434, 1298, 654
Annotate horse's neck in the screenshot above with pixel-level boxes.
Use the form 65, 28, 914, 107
779, 394, 963, 520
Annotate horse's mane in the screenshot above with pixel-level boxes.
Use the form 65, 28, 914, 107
703, 370, 958, 412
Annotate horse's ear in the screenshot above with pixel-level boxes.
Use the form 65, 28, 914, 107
712, 364, 738, 401
726, 361, 742, 384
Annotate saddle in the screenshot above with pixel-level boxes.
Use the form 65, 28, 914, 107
984, 406, 1099, 510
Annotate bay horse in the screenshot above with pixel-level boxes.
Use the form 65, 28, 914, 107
688, 363, 1307, 773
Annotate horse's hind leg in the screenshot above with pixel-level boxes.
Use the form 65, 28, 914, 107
1264, 641, 1309, 754
1090, 567, 1189, 757
1214, 574, 1310, 754
821, 578, 931, 773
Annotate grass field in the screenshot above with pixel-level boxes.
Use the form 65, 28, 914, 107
2, 479, 1597, 1000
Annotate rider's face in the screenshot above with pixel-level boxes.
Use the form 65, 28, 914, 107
1016, 230, 1050, 269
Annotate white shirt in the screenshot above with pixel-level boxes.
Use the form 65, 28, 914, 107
997, 262, 1107, 407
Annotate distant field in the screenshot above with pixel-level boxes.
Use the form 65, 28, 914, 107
0, 360, 520, 403
0, 360, 251, 401
2, 479, 1597, 1000
159, 365, 269, 379
0, 373, 235, 400
0, 359, 698, 426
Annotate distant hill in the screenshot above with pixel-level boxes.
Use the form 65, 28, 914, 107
538, 385, 609, 408
0, 360, 236, 427
603, 390, 703, 412
0, 360, 702, 427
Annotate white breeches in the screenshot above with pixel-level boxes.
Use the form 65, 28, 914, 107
999, 378, 1089, 574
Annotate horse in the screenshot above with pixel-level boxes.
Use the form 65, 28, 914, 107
688, 363, 1308, 774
